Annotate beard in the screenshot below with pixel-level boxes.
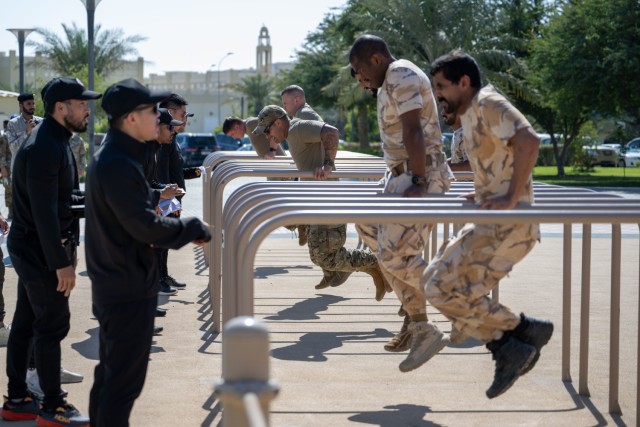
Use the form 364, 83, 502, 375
23, 107, 35, 115
65, 113, 88, 133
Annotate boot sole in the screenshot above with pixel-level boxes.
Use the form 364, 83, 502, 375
486, 349, 537, 399
398, 334, 450, 372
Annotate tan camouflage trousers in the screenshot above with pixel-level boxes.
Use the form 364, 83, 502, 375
356, 172, 450, 316
308, 224, 378, 271
422, 222, 540, 342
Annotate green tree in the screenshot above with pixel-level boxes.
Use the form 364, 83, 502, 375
28, 22, 145, 77
233, 74, 277, 116
527, 0, 640, 176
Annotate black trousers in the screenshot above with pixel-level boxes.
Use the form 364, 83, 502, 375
89, 296, 156, 427
157, 248, 169, 278
6, 274, 70, 409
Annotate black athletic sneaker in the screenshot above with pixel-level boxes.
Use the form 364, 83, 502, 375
158, 279, 177, 296
164, 275, 186, 289
486, 336, 536, 399
156, 307, 167, 317
1, 394, 40, 421
36, 402, 89, 427
513, 313, 554, 376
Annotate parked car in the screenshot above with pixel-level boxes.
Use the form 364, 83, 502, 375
215, 133, 244, 151
582, 145, 622, 167
595, 145, 622, 166
625, 137, 640, 152
623, 149, 640, 167
176, 133, 220, 167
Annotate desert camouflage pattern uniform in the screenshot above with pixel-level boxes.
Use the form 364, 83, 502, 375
69, 133, 87, 177
356, 59, 454, 315
0, 132, 11, 216
422, 85, 540, 342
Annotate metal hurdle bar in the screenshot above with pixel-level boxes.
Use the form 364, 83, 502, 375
224, 196, 640, 416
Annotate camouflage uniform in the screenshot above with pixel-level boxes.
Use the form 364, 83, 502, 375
0, 132, 11, 217
356, 59, 454, 316
422, 85, 540, 342
69, 133, 87, 177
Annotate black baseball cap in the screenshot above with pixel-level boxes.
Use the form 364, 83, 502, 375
102, 78, 171, 120
158, 108, 184, 126
42, 77, 101, 108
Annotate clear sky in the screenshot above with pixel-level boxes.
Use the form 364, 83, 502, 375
1, 0, 347, 77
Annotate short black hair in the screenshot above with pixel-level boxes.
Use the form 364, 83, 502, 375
430, 49, 482, 89
222, 116, 244, 134
348, 34, 392, 63
159, 93, 188, 109
280, 85, 304, 98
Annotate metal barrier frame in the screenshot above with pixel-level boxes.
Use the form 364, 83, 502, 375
222, 196, 639, 416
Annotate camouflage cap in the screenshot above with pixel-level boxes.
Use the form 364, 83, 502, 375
252, 105, 287, 135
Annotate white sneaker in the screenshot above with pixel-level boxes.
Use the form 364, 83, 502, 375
399, 321, 450, 372
60, 367, 84, 384
0, 325, 9, 347
26, 369, 68, 399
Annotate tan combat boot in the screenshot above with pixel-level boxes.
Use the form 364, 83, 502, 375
361, 263, 390, 301
314, 271, 352, 290
384, 314, 411, 352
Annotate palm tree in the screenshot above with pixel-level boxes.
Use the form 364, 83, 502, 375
233, 74, 278, 116
28, 22, 146, 78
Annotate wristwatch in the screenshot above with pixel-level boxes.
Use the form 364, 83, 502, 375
269, 147, 277, 153
411, 175, 426, 186
323, 158, 335, 167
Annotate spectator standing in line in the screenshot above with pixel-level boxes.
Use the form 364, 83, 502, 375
156, 94, 202, 291
348, 35, 454, 370
425, 50, 553, 398
86, 78, 211, 426
2, 76, 100, 426
0, 120, 12, 218
6, 93, 43, 167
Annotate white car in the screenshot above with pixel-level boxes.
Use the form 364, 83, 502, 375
623, 150, 640, 167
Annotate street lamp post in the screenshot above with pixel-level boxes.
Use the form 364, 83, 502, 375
216, 52, 234, 128
80, 0, 102, 158
7, 28, 35, 94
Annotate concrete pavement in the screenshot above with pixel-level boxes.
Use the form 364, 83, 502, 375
0, 176, 638, 426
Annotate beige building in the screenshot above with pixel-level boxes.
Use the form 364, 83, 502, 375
0, 50, 144, 94
146, 26, 294, 133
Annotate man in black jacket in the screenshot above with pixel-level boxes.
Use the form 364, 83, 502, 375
85, 78, 211, 427
156, 94, 201, 290
2, 77, 100, 426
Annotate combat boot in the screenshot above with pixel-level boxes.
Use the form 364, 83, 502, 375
512, 313, 554, 375
384, 314, 411, 352
399, 321, 450, 372
360, 264, 390, 301
314, 271, 352, 290
298, 224, 309, 246
486, 335, 536, 398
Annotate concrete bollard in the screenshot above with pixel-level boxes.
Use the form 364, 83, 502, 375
214, 316, 279, 427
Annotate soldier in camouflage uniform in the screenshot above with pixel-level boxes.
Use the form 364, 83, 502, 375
425, 50, 553, 398
279, 85, 352, 290
0, 121, 12, 218
254, 105, 389, 301
349, 35, 454, 372
69, 133, 87, 178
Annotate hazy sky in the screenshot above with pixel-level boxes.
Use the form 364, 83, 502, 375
1, 0, 347, 77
